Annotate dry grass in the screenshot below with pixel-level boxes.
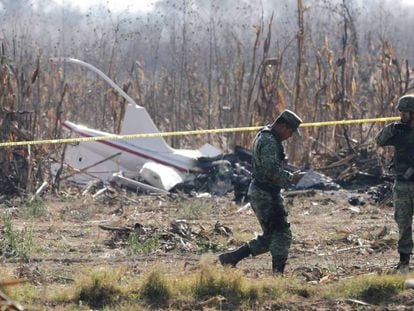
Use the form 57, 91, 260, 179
1, 257, 409, 310
56, 268, 125, 309
139, 266, 172, 306
323, 273, 405, 304
173, 196, 217, 220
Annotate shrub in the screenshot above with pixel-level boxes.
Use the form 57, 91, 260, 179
76, 270, 122, 308
24, 198, 47, 218
194, 265, 248, 300
127, 235, 160, 255
0, 215, 33, 259
324, 274, 404, 304
140, 268, 172, 305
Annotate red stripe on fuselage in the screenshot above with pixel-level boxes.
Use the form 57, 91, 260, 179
62, 123, 202, 173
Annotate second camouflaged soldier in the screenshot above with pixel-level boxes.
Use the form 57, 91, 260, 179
218, 109, 305, 274
376, 94, 414, 274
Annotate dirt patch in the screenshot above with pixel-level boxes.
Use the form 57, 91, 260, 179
0, 187, 408, 309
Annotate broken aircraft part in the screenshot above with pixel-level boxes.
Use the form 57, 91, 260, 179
50, 58, 222, 191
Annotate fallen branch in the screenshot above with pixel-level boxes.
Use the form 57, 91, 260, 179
29, 181, 48, 202
344, 298, 371, 307
316, 154, 355, 170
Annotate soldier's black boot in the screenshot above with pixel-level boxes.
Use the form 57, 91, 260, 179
219, 244, 251, 267
272, 258, 286, 276
396, 253, 410, 274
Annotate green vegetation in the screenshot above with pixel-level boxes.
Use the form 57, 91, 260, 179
127, 235, 160, 255
24, 198, 48, 218
0, 215, 34, 259
197, 238, 224, 253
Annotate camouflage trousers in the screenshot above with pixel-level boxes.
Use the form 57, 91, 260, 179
394, 181, 414, 255
247, 181, 292, 265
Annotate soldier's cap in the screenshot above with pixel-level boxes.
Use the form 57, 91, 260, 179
276, 109, 303, 136
397, 94, 414, 112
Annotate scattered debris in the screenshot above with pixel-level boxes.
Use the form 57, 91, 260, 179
291, 266, 329, 283
214, 221, 232, 237
81, 179, 104, 196
111, 172, 169, 194
296, 170, 340, 190
47, 60, 354, 200
404, 279, 414, 289
29, 181, 48, 203
235, 202, 251, 214
99, 222, 148, 240
348, 196, 366, 206
344, 298, 371, 307
284, 189, 316, 198
170, 220, 192, 239
315, 143, 385, 189
367, 182, 393, 206
99, 220, 233, 253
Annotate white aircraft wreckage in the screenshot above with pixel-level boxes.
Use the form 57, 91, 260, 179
51, 58, 234, 194
50, 58, 339, 197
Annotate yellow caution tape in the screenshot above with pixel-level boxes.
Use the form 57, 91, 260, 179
0, 116, 400, 148
300, 116, 400, 127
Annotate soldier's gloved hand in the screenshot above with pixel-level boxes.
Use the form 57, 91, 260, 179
393, 122, 411, 133
291, 170, 306, 184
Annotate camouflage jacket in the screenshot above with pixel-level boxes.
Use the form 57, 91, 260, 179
251, 126, 293, 188
376, 123, 414, 177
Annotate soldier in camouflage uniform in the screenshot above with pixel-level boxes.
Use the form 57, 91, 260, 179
219, 110, 305, 274
376, 94, 414, 274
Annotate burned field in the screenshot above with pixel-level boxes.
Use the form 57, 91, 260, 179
0, 0, 414, 309
0, 179, 413, 310
0, 77, 410, 309
0, 55, 410, 311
